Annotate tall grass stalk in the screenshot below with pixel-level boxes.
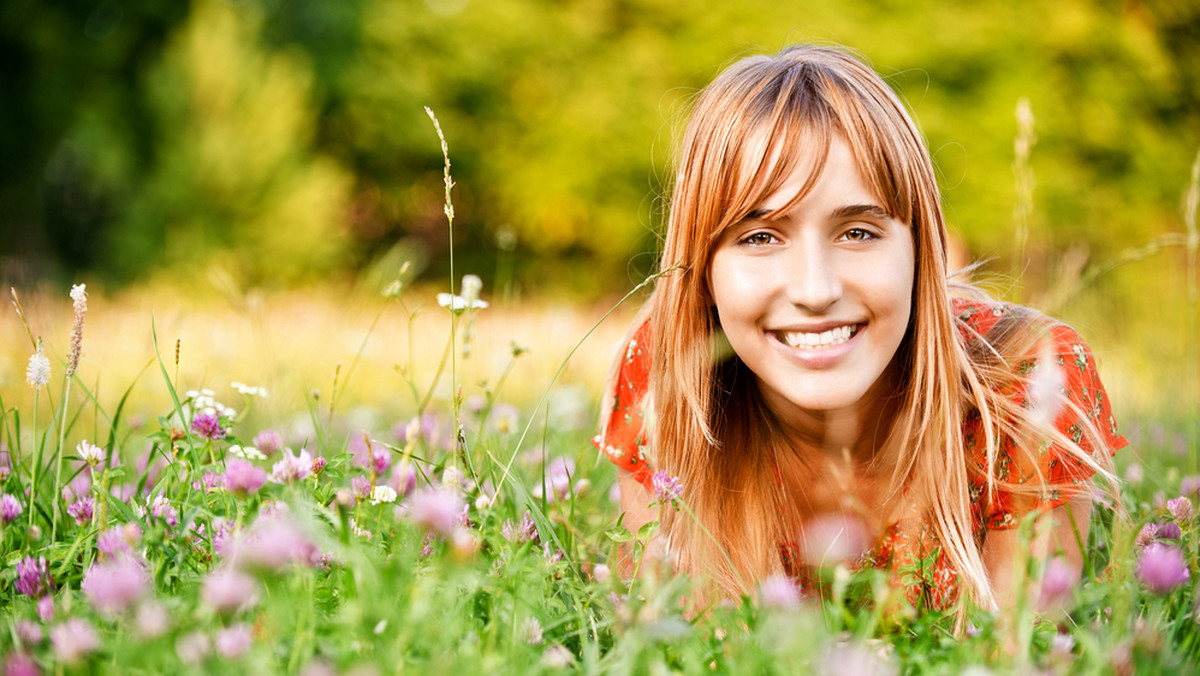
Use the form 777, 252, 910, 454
425, 107, 464, 467
1184, 147, 1200, 464
1012, 97, 1036, 303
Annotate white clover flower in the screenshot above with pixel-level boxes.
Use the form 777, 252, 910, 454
228, 445, 267, 461
460, 274, 483, 304
370, 485, 398, 505
436, 293, 488, 312
77, 440, 106, 466
231, 382, 268, 398
26, 341, 51, 389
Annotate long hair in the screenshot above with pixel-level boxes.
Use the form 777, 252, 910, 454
647, 44, 1117, 612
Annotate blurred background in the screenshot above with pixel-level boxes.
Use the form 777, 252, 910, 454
2, 0, 1199, 427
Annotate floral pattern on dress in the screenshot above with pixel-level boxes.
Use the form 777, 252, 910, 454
594, 299, 1127, 610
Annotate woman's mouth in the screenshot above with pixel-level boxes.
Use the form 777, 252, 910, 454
773, 323, 863, 349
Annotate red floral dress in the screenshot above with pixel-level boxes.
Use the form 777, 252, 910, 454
593, 298, 1127, 610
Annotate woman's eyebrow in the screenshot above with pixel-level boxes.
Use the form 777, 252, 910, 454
830, 203, 892, 219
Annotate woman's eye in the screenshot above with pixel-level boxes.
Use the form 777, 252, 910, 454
740, 232, 776, 246
841, 228, 875, 242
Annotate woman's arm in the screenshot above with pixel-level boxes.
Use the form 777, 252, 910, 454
981, 491, 1092, 611
614, 471, 669, 577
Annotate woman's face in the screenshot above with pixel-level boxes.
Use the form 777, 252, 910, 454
708, 136, 915, 427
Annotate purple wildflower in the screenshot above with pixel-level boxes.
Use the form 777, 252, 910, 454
1, 493, 23, 523
146, 494, 179, 527
1182, 475, 1200, 497
270, 448, 313, 483
37, 596, 54, 622
1038, 556, 1077, 609
191, 411, 227, 440
0, 450, 10, 482
350, 435, 391, 475
15, 619, 42, 646
50, 618, 100, 664
1167, 496, 1195, 524
390, 463, 417, 497
97, 523, 141, 558
350, 476, 371, 501
1136, 543, 1191, 593
533, 457, 576, 502
311, 456, 327, 476
61, 474, 91, 505
252, 430, 283, 456
502, 511, 538, 543
758, 573, 802, 609
1159, 521, 1183, 540
651, 469, 683, 503
193, 471, 223, 494
223, 459, 266, 498
15, 556, 52, 598
233, 517, 320, 572
135, 601, 169, 639
2, 653, 38, 676
216, 623, 253, 659
408, 487, 466, 536
201, 567, 259, 614
81, 556, 151, 615
1135, 522, 1160, 548
176, 631, 211, 665
67, 497, 95, 526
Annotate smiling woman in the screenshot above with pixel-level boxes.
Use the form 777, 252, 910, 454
594, 44, 1126, 623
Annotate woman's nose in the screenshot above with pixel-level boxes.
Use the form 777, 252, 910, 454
785, 244, 842, 312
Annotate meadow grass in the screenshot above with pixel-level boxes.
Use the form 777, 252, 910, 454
0, 275, 1198, 675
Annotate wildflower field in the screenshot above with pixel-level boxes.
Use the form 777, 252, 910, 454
1, 261, 1200, 676
3, 107, 1200, 675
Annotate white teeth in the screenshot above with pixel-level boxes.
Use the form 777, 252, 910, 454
780, 324, 856, 349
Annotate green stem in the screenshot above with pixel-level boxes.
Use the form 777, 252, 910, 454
27, 389, 39, 530
50, 377, 73, 541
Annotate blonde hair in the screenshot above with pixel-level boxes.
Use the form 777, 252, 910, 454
645, 44, 1118, 613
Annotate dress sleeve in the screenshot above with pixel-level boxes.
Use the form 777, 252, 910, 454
592, 320, 655, 490
983, 322, 1128, 530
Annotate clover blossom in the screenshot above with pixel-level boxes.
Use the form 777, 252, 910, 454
251, 430, 283, 456
201, 567, 259, 614
233, 517, 320, 572
67, 497, 95, 526
216, 623, 253, 659
270, 448, 313, 483
758, 574, 802, 609
81, 556, 151, 615
15, 555, 53, 598
1167, 496, 1194, 524
370, 485, 398, 505
97, 523, 141, 557
350, 475, 371, 501
50, 617, 99, 664
651, 469, 684, 503
191, 411, 227, 440
502, 511, 538, 543
1, 493, 22, 523
76, 439, 105, 466
145, 493, 180, 527
1136, 543, 1191, 594
408, 487, 467, 536
1038, 556, 1077, 609
223, 459, 266, 498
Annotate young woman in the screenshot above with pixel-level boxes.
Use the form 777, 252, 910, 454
594, 44, 1125, 616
